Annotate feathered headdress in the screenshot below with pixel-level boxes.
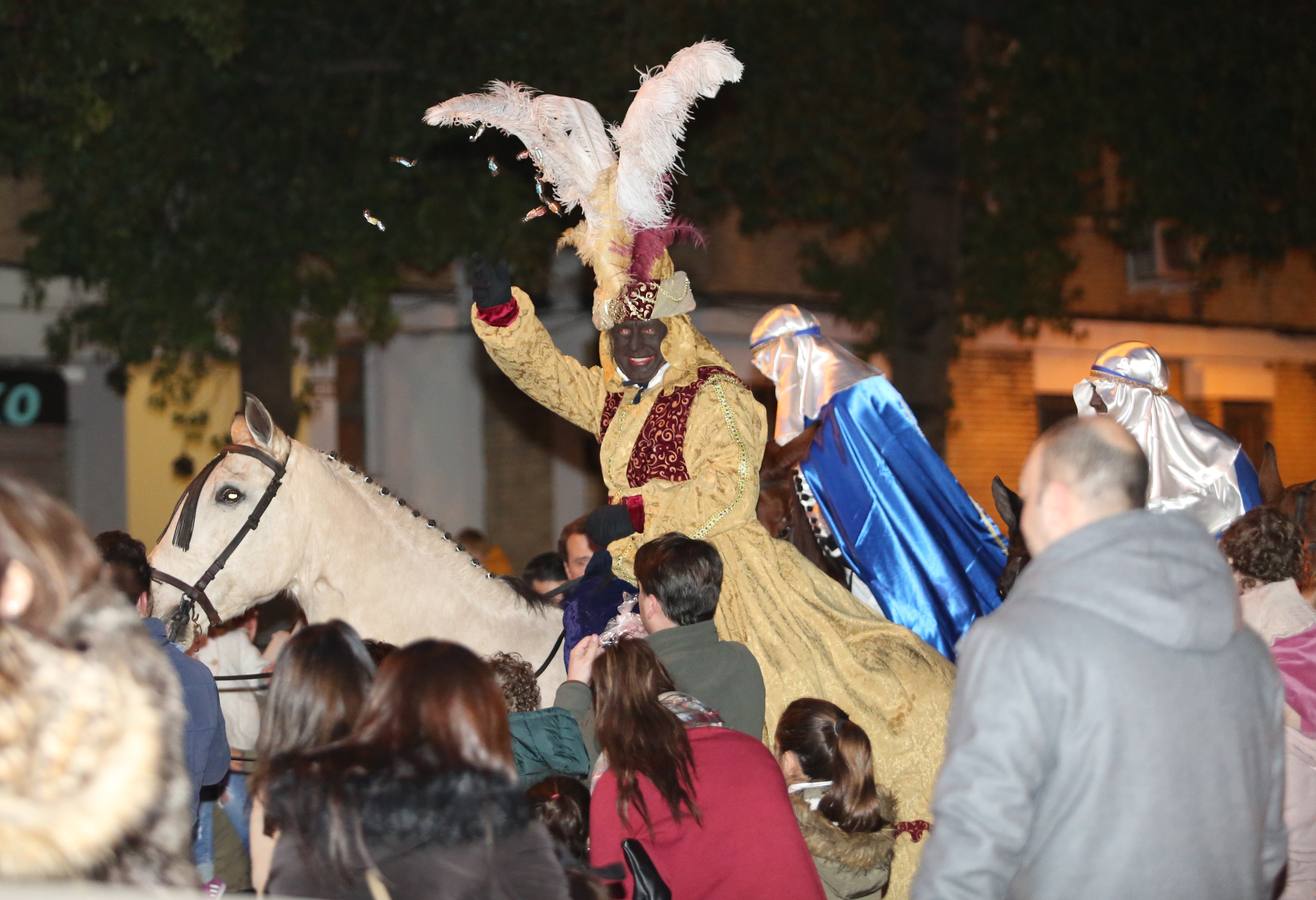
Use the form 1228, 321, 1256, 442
424, 40, 743, 330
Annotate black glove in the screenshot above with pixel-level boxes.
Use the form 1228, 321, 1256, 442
585, 503, 636, 548
470, 256, 512, 309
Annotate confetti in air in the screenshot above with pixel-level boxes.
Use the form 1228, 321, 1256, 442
516, 149, 531, 161
362, 210, 386, 231
469, 124, 486, 142
487, 156, 500, 177
522, 206, 548, 222
390, 156, 418, 168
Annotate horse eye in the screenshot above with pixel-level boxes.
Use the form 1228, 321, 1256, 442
216, 486, 244, 505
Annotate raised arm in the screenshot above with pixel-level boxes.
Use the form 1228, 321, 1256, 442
471, 275, 605, 434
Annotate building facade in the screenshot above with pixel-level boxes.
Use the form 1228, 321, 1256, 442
3, 178, 1315, 569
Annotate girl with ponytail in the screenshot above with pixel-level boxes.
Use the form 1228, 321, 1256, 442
775, 698, 898, 900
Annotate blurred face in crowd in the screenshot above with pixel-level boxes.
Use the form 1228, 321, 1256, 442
531, 576, 566, 601
564, 533, 593, 581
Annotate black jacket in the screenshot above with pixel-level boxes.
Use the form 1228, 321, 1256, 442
266, 763, 570, 900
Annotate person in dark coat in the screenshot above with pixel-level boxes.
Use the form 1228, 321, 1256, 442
558, 516, 635, 662
265, 640, 570, 900
97, 530, 229, 829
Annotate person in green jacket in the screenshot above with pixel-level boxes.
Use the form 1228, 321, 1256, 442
488, 652, 590, 783
554, 533, 768, 757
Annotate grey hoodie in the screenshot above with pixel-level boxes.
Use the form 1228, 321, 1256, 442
912, 509, 1287, 900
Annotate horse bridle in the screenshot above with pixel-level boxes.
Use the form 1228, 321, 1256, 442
151, 444, 286, 641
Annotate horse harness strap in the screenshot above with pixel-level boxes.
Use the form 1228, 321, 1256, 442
151, 444, 286, 639
529, 574, 583, 678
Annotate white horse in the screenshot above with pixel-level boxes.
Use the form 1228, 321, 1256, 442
148, 394, 566, 698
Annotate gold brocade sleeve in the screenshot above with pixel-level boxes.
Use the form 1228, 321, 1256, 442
610, 376, 767, 579
470, 287, 604, 434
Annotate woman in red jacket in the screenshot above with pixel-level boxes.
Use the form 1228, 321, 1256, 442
588, 638, 824, 899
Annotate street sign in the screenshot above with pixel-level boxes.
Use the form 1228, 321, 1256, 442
0, 368, 68, 427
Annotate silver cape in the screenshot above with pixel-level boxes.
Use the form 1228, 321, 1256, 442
1073, 340, 1246, 534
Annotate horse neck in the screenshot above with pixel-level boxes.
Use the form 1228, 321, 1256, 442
291, 449, 556, 655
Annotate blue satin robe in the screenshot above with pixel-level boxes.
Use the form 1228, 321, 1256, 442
799, 377, 1007, 661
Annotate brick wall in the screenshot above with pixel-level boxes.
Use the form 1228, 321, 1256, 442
946, 349, 1037, 528
1271, 363, 1316, 485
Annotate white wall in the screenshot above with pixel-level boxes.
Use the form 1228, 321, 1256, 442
365, 326, 487, 535
0, 266, 125, 530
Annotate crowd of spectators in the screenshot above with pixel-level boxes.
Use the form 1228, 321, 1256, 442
1, 413, 1313, 898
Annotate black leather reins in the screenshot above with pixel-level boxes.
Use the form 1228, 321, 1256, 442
151, 444, 286, 641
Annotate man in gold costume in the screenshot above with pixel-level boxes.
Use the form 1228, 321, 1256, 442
429, 41, 953, 896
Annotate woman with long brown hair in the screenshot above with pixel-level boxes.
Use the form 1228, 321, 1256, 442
264, 639, 570, 899
0, 475, 195, 885
775, 698, 898, 900
248, 619, 376, 895
587, 638, 823, 899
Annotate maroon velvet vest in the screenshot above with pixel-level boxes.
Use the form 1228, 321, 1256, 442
598, 366, 741, 488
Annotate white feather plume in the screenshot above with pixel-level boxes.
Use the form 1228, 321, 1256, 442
424, 82, 616, 219
612, 41, 743, 230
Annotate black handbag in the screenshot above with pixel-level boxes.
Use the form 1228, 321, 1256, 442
622, 838, 672, 900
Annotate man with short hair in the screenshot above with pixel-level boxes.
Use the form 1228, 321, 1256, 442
556, 514, 634, 662
558, 518, 596, 582
912, 417, 1287, 900
556, 533, 766, 755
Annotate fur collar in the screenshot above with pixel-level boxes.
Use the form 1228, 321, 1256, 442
0, 591, 195, 885
790, 790, 896, 874
272, 760, 533, 861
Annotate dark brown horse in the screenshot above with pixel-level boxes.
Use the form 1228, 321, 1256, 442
1259, 442, 1316, 566
991, 476, 1028, 599
756, 422, 850, 587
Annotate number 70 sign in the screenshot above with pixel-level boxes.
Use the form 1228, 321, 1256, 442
0, 383, 41, 426
0, 370, 67, 427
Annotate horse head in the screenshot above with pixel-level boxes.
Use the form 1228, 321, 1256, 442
756, 424, 849, 587
149, 394, 308, 642
991, 475, 1029, 599
1259, 441, 1316, 554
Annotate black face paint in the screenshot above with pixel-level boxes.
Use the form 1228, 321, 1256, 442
1089, 385, 1108, 414
610, 318, 668, 386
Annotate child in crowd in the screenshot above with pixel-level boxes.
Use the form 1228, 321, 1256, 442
775, 698, 898, 900
528, 775, 591, 864
489, 651, 591, 783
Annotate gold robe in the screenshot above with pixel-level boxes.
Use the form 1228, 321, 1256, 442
474, 290, 953, 896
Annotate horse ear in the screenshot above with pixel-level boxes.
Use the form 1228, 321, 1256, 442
992, 476, 1021, 533
231, 394, 292, 461
1258, 441, 1285, 505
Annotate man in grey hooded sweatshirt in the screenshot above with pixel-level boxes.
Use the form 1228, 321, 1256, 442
913, 416, 1287, 900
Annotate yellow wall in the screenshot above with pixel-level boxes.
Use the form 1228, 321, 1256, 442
124, 363, 307, 541
124, 363, 244, 541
